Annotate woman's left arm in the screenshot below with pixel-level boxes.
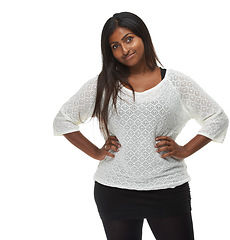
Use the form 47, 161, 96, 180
155, 71, 229, 160
155, 135, 211, 160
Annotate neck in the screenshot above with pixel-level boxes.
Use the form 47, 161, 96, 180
129, 63, 156, 76
128, 57, 156, 76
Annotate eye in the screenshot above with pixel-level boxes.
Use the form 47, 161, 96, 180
112, 44, 119, 50
126, 36, 133, 43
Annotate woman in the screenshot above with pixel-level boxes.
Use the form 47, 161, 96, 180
53, 12, 228, 240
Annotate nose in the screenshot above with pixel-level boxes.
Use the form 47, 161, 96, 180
121, 43, 129, 56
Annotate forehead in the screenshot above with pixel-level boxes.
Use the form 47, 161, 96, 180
109, 27, 134, 42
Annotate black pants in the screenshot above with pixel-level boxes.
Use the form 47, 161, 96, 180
102, 212, 194, 240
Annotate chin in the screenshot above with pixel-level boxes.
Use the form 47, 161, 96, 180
121, 60, 139, 68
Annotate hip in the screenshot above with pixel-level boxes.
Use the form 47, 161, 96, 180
94, 181, 192, 220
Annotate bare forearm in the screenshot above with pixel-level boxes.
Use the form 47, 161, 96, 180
183, 134, 211, 158
64, 131, 99, 159
155, 134, 211, 160
63, 131, 121, 160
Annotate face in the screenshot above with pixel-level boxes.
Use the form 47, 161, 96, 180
109, 27, 145, 68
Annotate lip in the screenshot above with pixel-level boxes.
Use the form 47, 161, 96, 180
123, 52, 136, 60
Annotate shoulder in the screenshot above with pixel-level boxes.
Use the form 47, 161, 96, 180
78, 75, 98, 92
167, 69, 191, 81
166, 69, 197, 89
65, 76, 98, 103
69, 76, 98, 99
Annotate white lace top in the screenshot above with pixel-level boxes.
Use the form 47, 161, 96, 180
53, 69, 228, 190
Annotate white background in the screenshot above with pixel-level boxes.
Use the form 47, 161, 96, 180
1, 0, 229, 239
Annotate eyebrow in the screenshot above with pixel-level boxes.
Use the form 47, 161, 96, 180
110, 33, 133, 45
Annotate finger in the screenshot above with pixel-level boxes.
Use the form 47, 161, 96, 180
156, 136, 172, 141
104, 143, 115, 151
106, 140, 121, 150
108, 136, 120, 143
108, 144, 120, 152
108, 136, 121, 145
155, 140, 170, 148
160, 152, 172, 159
104, 143, 120, 153
110, 139, 121, 147
109, 135, 119, 140
156, 146, 172, 153
104, 150, 115, 158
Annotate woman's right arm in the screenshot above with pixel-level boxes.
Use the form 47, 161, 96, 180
64, 131, 121, 160
53, 77, 121, 160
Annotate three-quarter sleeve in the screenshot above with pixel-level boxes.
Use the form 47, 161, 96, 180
171, 70, 228, 143
53, 76, 98, 136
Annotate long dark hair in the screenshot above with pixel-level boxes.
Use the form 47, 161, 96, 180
92, 12, 162, 138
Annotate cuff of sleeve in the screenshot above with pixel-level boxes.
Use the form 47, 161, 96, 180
198, 129, 228, 143
53, 127, 80, 136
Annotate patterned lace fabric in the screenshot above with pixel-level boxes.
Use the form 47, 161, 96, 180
53, 69, 228, 190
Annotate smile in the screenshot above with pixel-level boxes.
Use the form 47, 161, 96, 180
123, 52, 136, 60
